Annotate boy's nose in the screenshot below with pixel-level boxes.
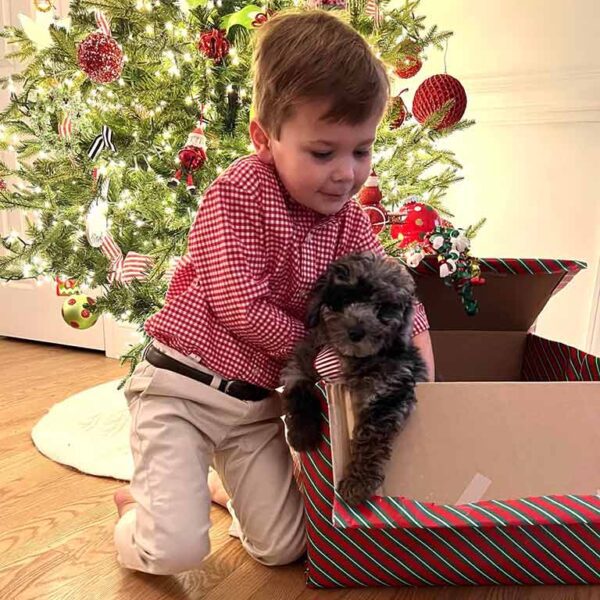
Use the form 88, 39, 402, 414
331, 160, 354, 183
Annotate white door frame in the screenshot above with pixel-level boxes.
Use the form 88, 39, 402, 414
587, 257, 600, 357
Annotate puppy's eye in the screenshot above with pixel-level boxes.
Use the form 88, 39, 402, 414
377, 303, 396, 322
332, 264, 351, 282
326, 300, 344, 312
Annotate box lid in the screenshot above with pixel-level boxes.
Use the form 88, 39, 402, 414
405, 257, 587, 332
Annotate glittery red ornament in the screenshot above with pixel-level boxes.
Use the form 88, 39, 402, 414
412, 74, 467, 130
390, 200, 441, 248
395, 54, 422, 79
198, 29, 230, 64
77, 32, 123, 84
358, 171, 382, 206
358, 171, 388, 234
394, 40, 422, 79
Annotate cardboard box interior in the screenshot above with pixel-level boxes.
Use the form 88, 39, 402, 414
330, 382, 600, 506
329, 266, 600, 506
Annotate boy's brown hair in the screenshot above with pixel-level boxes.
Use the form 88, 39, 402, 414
252, 10, 390, 138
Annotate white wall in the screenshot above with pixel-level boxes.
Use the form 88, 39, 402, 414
397, 0, 600, 352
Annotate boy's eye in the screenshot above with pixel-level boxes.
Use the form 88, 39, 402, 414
354, 149, 371, 158
311, 151, 332, 160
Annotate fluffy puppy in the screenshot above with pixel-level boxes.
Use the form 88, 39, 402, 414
282, 252, 428, 505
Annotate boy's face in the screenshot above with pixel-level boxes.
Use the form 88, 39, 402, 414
252, 99, 381, 216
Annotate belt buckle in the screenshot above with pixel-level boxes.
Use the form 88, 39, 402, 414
222, 380, 237, 395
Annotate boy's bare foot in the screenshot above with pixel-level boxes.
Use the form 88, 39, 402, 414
208, 468, 230, 508
114, 486, 136, 518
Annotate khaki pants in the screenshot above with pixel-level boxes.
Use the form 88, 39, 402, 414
114, 356, 305, 575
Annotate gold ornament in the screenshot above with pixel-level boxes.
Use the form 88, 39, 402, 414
35, 0, 54, 12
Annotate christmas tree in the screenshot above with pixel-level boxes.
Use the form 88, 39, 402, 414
0, 0, 477, 371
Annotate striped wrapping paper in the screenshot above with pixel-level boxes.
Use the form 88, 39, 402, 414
298, 257, 600, 588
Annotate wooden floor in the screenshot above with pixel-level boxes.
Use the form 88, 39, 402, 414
0, 338, 596, 600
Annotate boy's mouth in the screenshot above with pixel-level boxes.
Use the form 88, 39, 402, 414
320, 191, 348, 201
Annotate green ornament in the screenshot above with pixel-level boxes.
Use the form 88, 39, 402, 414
221, 5, 263, 32
61, 294, 99, 330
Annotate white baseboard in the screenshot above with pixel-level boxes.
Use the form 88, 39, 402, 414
103, 316, 144, 360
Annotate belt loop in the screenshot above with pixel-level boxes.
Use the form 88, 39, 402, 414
210, 374, 222, 389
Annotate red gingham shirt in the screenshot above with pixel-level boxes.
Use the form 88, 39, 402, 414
145, 155, 429, 388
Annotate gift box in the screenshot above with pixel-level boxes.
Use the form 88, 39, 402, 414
299, 257, 600, 588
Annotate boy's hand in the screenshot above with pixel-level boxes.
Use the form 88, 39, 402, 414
283, 380, 322, 451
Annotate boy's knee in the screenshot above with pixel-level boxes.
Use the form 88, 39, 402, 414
140, 531, 210, 575
249, 527, 306, 566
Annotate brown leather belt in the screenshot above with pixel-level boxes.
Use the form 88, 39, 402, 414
144, 345, 271, 401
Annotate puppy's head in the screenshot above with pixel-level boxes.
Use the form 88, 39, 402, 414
307, 252, 416, 357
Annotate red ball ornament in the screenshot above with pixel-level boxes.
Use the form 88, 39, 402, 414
198, 29, 230, 64
363, 205, 387, 235
77, 32, 123, 84
412, 74, 467, 130
390, 199, 441, 248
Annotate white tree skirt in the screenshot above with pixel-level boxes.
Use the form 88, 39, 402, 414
31, 379, 133, 481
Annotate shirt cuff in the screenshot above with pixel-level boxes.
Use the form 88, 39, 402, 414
314, 346, 344, 383
412, 301, 430, 337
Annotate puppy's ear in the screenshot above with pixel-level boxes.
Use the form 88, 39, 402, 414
306, 302, 321, 328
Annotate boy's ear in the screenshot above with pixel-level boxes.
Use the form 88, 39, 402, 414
249, 119, 274, 164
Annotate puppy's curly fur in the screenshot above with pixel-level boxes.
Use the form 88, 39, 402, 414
282, 252, 428, 505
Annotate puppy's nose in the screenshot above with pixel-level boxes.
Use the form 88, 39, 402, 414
348, 325, 365, 342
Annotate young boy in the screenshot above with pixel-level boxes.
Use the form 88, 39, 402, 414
113, 10, 434, 575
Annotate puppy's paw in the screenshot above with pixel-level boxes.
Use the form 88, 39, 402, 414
285, 409, 322, 451
338, 471, 382, 506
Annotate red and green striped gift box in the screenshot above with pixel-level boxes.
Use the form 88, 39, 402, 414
297, 257, 600, 588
